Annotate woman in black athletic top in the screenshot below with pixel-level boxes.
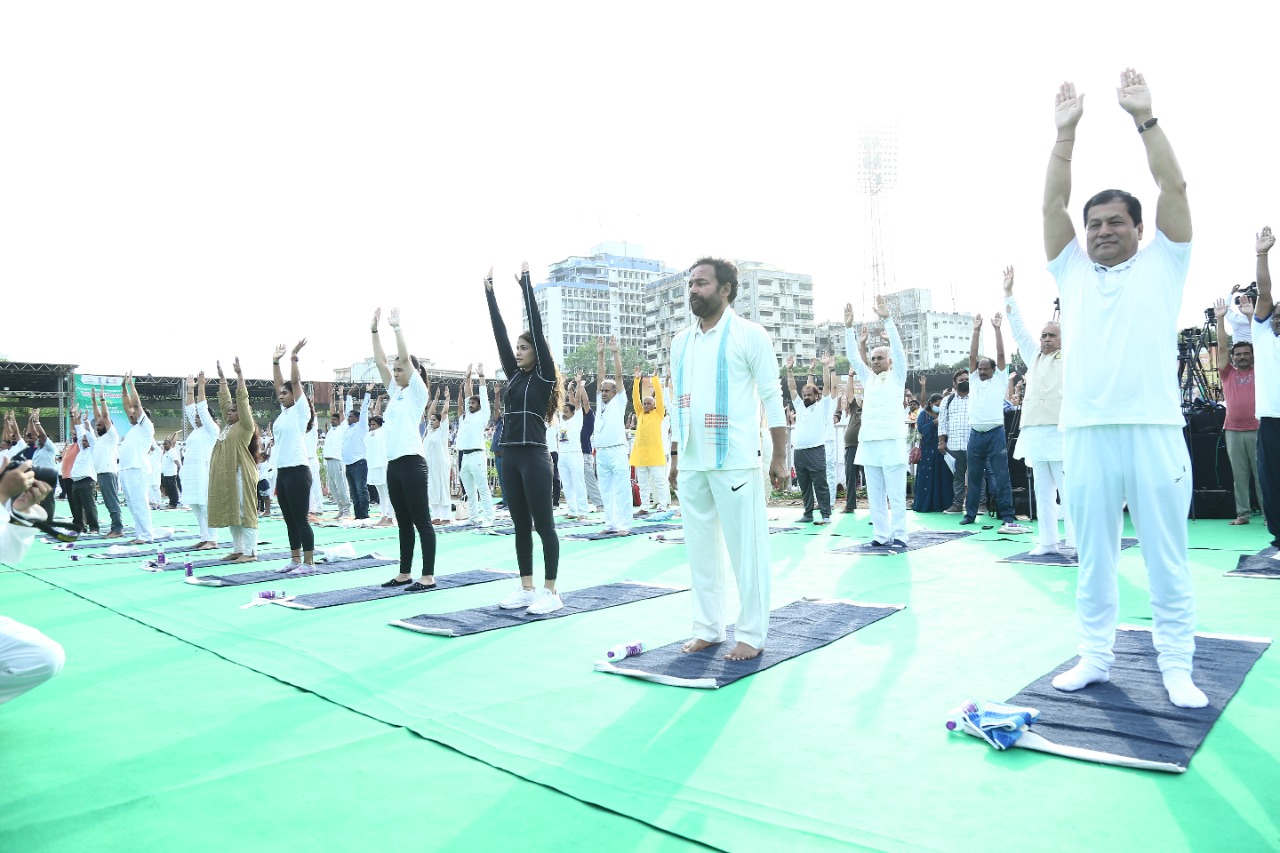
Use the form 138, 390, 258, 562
487, 263, 565, 615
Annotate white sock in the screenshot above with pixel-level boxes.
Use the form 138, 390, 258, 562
1029, 544, 1060, 556
1163, 669, 1208, 709
1052, 661, 1110, 692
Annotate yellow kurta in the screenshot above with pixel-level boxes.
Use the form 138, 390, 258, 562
629, 374, 667, 467
207, 383, 259, 529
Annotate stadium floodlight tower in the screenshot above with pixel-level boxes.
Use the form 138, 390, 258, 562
856, 124, 898, 318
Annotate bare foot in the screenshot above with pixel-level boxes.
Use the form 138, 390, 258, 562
681, 638, 717, 654
1229, 516, 1250, 526
221, 552, 243, 562
231, 555, 258, 563
724, 642, 763, 661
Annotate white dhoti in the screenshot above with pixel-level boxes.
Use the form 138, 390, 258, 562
678, 467, 772, 650
0, 616, 65, 707
1064, 425, 1195, 674
119, 467, 154, 541
856, 438, 908, 544
596, 444, 632, 531
426, 445, 451, 520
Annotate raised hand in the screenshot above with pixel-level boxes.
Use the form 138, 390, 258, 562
609, 335, 619, 353
858, 326, 869, 346
1214, 297, 1228, 320
217, 361, 225, 379
785, 354, 795, 370
991, 312, 1003, 329
873, 295, 890, 319
1258, 226, 1275, 256
1003, 266, 1015, 297
388, 308, 401, 329
477, 362, 484, 375
1115, 68, 1152, 117
1054, 81, 1084, 131
292, 338, 308, 355
596, 336, 605, 355
371, 308, 381, 332
1240, 294, 1256, 317
973, 314, 983, 331
272, 344, 288, 362
844, 302, 854, 328
819, 353, 834, 368
574, 369, 583, 382
484, 268, 494, 293
366, 383, 374, 394
233, 357, 243, 375
197, 370, 205, 386
186, 374, 195, 388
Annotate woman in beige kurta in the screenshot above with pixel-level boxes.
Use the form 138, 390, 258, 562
207, 358, 261, 562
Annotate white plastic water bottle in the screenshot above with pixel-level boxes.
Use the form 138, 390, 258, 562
945, 701, 978, 731
156, 545, 166, 567
606, 641, 644, 660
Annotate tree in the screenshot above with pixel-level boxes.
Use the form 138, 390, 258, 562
562, 339, 651, 377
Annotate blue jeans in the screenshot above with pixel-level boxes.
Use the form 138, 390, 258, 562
345, 459, 370, 520
965, 427, 1015, 523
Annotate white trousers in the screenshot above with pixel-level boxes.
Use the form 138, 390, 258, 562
636, 464, 670, 510
1029, 460, 1074, 549
309, 460, 322, 513
678, 467, 772, 650
558, 452, 589, 515
865, 464, 908, 544
597, 444, 632, 531
325, 458, 349, 513
459, 451, 493, 524
119, 467, 154, 542
0, 616, 65, 707
370, 468, 393, 519
1064, 425, 1195, 674
230, 525, 258, 556
825, 441, 838, 507
191, 503, 212, 542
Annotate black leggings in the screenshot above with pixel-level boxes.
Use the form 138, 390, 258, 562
502, 444, 559, 580
388, 454, 436, 577
276, 465, 315, 552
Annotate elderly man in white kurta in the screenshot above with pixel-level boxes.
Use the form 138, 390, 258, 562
182, 373, 221, 549
1002, 267, 1074, 555
670, 258, 788, 661
845, 295, 909, 548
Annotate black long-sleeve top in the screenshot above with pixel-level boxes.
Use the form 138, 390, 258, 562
488, 270, 556, 447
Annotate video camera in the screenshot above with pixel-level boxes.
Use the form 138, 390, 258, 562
1233, 281, 1259, 305
4, 459, 58, 488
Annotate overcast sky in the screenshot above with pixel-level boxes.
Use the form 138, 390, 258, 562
3, 4, 1274, 380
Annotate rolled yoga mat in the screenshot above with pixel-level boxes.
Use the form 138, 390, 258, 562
186, 553, 398, 587
987, 625, 1271, 772
1000, 538, 1138, 566
389, 580, 688, 637
274, 569, 519, 609
1225, 548, 1280, 578
562, 524, 681, 541
594, 597, 904, 688
830, 530, 974, 555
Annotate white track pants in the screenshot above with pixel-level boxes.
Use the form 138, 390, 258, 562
119, 467, 154, 542
558, 452, 589, 515
1064, 425, 1195, 674
459, 451, 493, 524
1030, 460, 1074, 549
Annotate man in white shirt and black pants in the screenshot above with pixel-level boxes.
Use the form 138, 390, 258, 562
324, 386, 351, 519
456, 364, 495, 528
342, 386, 373, 522
959, 313, 1029, 536
595, 336, 630, 535
785, 354, 838, 525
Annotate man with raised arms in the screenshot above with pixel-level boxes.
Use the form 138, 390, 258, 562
1043, 69, 1204, 707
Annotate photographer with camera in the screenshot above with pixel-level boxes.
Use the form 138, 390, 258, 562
0, 456, 67, 707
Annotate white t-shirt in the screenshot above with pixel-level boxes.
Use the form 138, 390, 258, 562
272, 389, 311, 469
383, 371, 428, 461
557, 410, 584, 456
118, 414, 155, 472
160, 446, 182, 476
791, 394, 835, 450
90, 425, 120, 475
1049, 231, 1191, 428
969, 366, 1008, 431
594, 393, 627, 449
1250, 313, 1280, 418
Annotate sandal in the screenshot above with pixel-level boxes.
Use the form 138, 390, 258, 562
380, 577, 412, 588
405, 581, 437, 592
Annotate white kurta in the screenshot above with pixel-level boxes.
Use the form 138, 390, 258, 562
424, 416, 451, 518
182, 401, 219, 505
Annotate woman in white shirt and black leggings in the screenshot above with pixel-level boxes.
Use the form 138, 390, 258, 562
372, 308, 438, 591
271, 339, 317, 574
487, 263, 565, 615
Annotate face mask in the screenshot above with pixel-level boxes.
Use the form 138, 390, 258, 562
931, 405, 940, 413
957, 381, 970, 393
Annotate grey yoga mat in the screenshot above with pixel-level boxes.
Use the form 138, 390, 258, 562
830, 530, 974, 555
275, 569, 519, 609
991, 625, 1271, 772
562, 523, 681, 541
141, 551, 294, 572
1225, 549, 1280, 578
63, 533, 202, 552
482, 518, 599, 535
652, 526, 800, 544
185, 553, 398, 587
389, 580, 688, 637
1001, 538, 1138, 566
594, 598, 905, 688
88, 539, 256, 560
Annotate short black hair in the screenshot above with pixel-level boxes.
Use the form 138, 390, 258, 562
1231, 340, 1254, 354
952, 369, 969, 382
1083, 189, 1142, 228
692, 257, 739, 303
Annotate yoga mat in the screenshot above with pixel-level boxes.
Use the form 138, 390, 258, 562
990, 626, 1271, 772
594, 597, 905, 688
87, 540, 256, 560
1225, 551, 1280, 579
389, 580, 688, 637
483, 518, 599, 535
830, 530, 974, 555
186, 553, 398, 587
563, 524, 681, 541
141, 551, 294, 572
60, 532, 200, 551
41, 527, 146, 543
652, 526, 800, 544
275, 569, 519, 609
1001, 538, 1138, 566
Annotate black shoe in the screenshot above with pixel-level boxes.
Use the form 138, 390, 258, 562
799, 515, 814, 523
870, 540, 889, 548
405, 581, 437, 592
891, 539, 909, 549
959, 517, 976, 525
814, 516, 830, 526
380, 577, 412, 587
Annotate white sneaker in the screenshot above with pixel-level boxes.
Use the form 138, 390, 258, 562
498, 586, 537, 609
999, 523, 1031, 535
526, 588, 564, 615
477, 519, 494, 529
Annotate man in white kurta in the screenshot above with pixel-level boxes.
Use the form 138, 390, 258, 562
1003, 267, 1073, 555
456, 365, 495, 528
846, 296, 909, 547
594, 337, 631, 535
671, 258, 787, 661
1042, 70, 1204, 708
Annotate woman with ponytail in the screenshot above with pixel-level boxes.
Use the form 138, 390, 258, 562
486, 262, 565, 614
